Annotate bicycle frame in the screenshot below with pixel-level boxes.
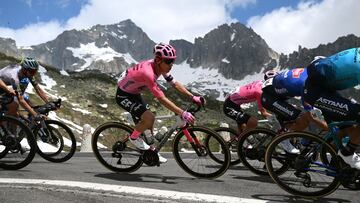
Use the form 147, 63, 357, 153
130, 114, 202, 153
152, 115, 184, 151
322, 121, 356, 150
299, 120, 358, 176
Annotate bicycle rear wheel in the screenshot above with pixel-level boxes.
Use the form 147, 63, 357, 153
173, 126, 230, 179
92, 122, 143, 173
0, 115, 36, 170
207, 127, 240, 165
34, 120, 76, 163
265, 132, 341, 198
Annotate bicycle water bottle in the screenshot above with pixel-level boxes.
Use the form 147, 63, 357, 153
143, 129, 154, 145
267, 115, 281, 131
155, 126, 168, 141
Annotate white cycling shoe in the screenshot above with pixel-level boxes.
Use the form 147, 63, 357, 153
158, 153, 168, 164
129, 137, 150, 150
338, 151, 360, 170
280, 139, 300, 154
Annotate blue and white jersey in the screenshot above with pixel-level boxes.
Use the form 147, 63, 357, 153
0, 64, 37, 94
272, 68, 308, 98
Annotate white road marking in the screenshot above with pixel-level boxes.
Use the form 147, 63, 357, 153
0, 178, 267, 203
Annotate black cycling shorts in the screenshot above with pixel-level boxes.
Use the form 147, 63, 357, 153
115, 88, 149, 124
261, 85, 301, 123
223, 97, 251, 125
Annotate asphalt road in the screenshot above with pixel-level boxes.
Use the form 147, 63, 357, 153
0, 153, 356, 203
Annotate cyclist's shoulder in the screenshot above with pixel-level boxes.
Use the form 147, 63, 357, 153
0, 64, 21, 76
0, 63, 20, 70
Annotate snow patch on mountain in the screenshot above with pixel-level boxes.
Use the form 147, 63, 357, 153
169, 61, 264, 101
66, 42, 137, 72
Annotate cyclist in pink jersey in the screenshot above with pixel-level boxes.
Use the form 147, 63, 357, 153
116, 43, 205, 163
224, 80, 271, 134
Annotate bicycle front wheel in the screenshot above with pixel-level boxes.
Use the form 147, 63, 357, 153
237, 127, 283, 176
207, 127, 240, 165
265, 132, 341, 198
173, 126, 230, 179
0, 115, 36, 170
92, 122, 143, 173
34, 120, 76, 163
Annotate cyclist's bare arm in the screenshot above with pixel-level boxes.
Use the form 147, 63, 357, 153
0, 79, 15, 95
34, 84, 49, 103
260, 108, 272, 118
294, 111, 328, 131
172, 81, 194, 98
17, 94, 38, 117
157, 96, 183, 115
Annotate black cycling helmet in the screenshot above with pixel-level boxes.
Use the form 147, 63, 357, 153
21, 57, 39, 70
264, 70, 277, 80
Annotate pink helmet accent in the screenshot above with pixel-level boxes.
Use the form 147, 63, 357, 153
153, 43, 177, 59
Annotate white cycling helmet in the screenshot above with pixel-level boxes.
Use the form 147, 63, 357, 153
264, 70, 278, 80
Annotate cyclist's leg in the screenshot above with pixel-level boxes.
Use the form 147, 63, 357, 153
115, 88, 152, 150
261, 86, 301, 131
312, 90, 360, 168
4, 97, 18, 117
223, 97, 253, 134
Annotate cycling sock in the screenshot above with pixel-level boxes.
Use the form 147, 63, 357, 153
130, 130, 142, 140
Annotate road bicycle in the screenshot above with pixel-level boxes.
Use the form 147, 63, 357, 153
206, 119, 272, 166
18, 99, 77, 163
208, 119, 283, 176
92, 105, 231, 179
265, 120, 360, 198
0, 102, 36, 170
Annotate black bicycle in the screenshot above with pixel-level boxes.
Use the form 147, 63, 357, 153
0, 106, 36, 170
19, 99, 76, 163
206, 120, 273, 167
265, 121, 360, 198
92, 104, 230, 179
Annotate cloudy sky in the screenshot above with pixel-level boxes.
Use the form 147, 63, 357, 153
0, 0, 359, 54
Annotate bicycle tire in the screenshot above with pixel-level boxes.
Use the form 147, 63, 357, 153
0, 144, 8, 159
173, 126, 230, 179
265, 132, 341, 198
0, 115, 36, 170
34, 120, 76, 163
92, 122, 143, 173
237, 127, 288, 176
206, 127, 240, 165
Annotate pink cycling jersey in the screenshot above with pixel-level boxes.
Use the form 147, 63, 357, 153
118, 60, 174, 98
228, 80, 264, 110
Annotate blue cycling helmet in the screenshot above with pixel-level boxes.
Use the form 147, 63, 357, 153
21, 57, 39, 70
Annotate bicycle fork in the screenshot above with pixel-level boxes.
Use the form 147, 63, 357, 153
182, 128, 207, 156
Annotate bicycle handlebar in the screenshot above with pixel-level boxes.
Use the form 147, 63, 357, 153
186, 97, 205, 115
33, 98, 62, 115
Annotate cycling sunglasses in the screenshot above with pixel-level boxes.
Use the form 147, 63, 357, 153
162, 58, 175, 65
26, 69, 37, 74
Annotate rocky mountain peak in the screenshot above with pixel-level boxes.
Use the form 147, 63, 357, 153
0, 37, 19, 56
181, 22, 277, 80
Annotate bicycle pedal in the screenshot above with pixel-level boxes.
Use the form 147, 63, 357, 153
112, 152, 122, 158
